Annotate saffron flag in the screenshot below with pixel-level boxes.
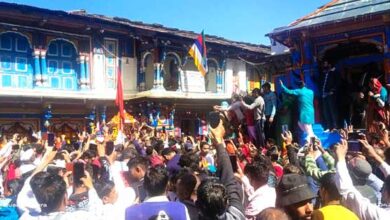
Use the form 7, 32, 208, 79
188, 31, 208, 76
115, 66, 125, 129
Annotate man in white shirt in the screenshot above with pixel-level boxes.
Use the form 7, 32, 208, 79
335, 139, 390, 220
240, 155, 276, 219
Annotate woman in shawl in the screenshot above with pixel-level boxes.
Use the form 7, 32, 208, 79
367, 78, 388, 131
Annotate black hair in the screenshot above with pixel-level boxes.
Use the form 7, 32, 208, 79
200, 142, 209, 150
244, 155, 270, 186
319, 172, 340, 201
143, 166, 169, 197
262, 82, 271, 90
81, 150, 96, 160
127, 156, 149, 170
161, 148, 174, 157
46, 166, 64, 176
146, 145, 154, 156
176, 172, 197, 201
94, 180, 115, 200
32, 174, 66, 214
283, 164, 303, 175
252, 88, 261, 96
178, 152, 200, 172
243, 95, 254, 105
119, 147, 138, 161
33, 143, 45, 155
7, 179, 23, 197
197, 179, 227, 218
30, 172, 51, 193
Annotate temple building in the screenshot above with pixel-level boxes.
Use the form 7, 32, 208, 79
0, 2, 269, 137
267, 0, 390, 130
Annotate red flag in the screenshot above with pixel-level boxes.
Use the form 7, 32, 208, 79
115, 67, 125, 129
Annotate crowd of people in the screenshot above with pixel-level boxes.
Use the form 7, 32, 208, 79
1, 77, 390, 219
0, 114, 389, 219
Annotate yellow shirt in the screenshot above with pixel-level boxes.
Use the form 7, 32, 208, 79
312, 205, 359, 220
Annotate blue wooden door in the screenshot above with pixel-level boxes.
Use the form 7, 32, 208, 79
0, 32, 33, 88
47, 40, 78, 90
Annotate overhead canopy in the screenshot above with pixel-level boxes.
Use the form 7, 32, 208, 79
269, 0, 390, 36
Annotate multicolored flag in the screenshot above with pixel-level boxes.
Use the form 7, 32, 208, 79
188, 31, 208, 76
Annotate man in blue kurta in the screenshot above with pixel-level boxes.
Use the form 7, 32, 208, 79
280, 80, 315, 141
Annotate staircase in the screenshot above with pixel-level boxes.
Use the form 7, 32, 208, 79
300, 123, 341, 149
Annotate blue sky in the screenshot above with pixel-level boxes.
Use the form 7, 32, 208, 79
5, 0, 330, 45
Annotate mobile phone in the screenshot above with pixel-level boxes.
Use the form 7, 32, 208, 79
73, 162, 85, 185
48, 133, 55, 147
229, 155, 238, 173
66, 162, 74, 172
105, 141, 114, 155
348, 140, 362, 152
89, 143, 98, 152
208, 112, 221, 129
162, 126, 166, 133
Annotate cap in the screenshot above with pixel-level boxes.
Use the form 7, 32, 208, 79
277, 173, 316, 207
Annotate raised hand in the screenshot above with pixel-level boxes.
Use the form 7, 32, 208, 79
281, 131, 293, 145
335, 139, 348, 162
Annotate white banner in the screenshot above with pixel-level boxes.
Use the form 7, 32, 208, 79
180, 70, 205, 93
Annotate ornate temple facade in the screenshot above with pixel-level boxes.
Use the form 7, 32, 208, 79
267, 0, 390, 124
0, 2, 269, 137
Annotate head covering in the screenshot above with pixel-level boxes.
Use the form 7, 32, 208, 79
370, 78, 382, 94
348, 157, 372, 185
277, 174, 316, 207
183, 142, 193, 152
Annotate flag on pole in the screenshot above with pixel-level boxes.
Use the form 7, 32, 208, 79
188, 31, 208, 76
115, 66, 125, 129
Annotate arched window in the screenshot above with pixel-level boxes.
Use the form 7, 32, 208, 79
144, 54, 154, 90
163, 54, 181, 91
0, 32, 33, 88
46, 39, 79, 90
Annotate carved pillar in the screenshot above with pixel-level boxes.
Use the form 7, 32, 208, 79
33, 49, 42, 87
79, 55, 86, 89
40, 50, 48, 87
85, 56, 90, 88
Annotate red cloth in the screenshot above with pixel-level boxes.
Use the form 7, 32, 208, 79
371, 78, 382, 94
149, 155, 164, 167
273, 164, 284, 178
369, 78, 386, 122
244, 109, 255, 126
115, 67, 125, 129
6, 163, 16, 181
92, 158, 101, 168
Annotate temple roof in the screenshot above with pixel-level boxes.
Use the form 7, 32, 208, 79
0, 2, 269, 54
269, 0, 390, 36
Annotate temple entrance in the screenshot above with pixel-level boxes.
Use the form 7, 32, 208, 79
318, 40, 384, 129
